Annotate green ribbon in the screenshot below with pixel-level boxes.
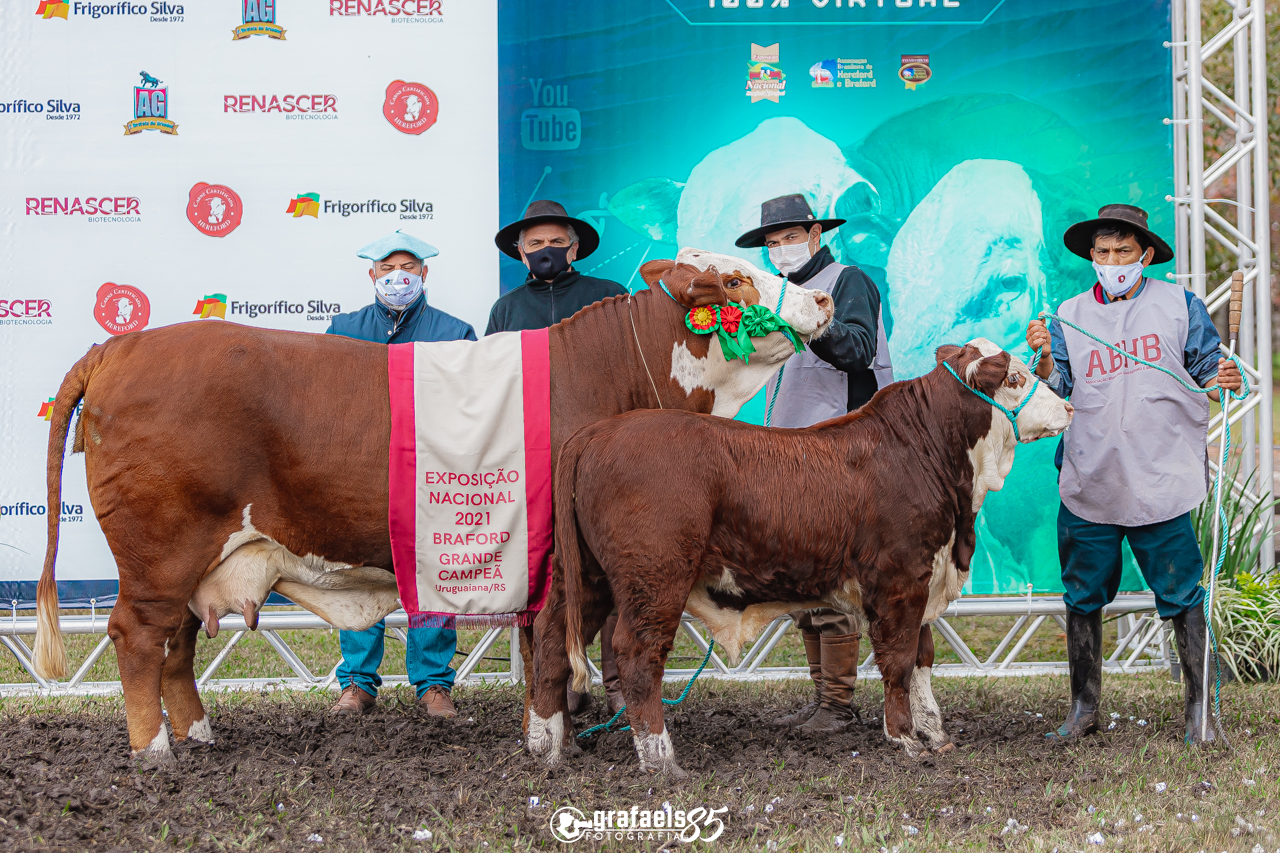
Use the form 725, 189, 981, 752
685, 301, 806, 363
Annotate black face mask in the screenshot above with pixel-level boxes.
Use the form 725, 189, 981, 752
525, 246, 572, 281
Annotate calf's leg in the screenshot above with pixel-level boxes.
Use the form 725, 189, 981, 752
612, 612, 685, 778
160, 609, 214, 744
910, 625, 952, 752
867, 594, 929, 757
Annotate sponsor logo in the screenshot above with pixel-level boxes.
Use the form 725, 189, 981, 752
0, 500, 83, 522
125, 71, 177, 135
899, 54, 930, 90
747, 43, 785, 103
193, 293, 228, 319
223, 94, 337, 119
287, 192, 321, 218
38, 398, 56, 420
809, 59, 835, 88
38, 2, 186, 20
383, 80, 437, 135
521, 79, 579, 151
549, 804, 728, 844
35, 1, 69, 17
811, 58, 875, 89
93, 282, 150, 335
1, 98, 82, 120
328, 0, 442, 21
186, 183, 243, 237
0, 298, 53, 326
25, 196, 139, 222
234, 0, 285, 39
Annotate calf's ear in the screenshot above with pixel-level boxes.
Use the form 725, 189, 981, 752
935, 344, 964, 365
639, 259, 676, 288
665, 265, 730, 308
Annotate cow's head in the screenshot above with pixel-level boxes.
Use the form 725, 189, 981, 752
639, 253, 834, 418
936, 338, 1073, 444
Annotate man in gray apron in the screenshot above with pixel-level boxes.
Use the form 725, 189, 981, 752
736, 193, 892, 734
1026, 204, 1242, 744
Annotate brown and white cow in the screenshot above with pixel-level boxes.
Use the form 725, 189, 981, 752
530, 340, 1072, 775
33, 255, 833, 764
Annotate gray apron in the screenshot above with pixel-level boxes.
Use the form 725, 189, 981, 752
764, 262, 893, 428
1057, 279, 1210, 526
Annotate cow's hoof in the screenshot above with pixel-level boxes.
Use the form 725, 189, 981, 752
527, 708, 568, 759
184, 715, 215, 745
132, 729, 176, 768
633, 728, 683, 776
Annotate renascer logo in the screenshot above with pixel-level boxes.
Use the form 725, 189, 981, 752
1, 299, 53, 327
224, 94, 337, 119
26, 196, 140, 222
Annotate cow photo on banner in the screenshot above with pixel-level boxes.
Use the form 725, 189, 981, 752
0, 0, 497, 605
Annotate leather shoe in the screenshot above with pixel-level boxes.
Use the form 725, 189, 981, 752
329, 683, 376, 716
419, 685, 458, 718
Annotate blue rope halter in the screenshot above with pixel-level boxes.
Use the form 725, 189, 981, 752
941, 360, 1041, 443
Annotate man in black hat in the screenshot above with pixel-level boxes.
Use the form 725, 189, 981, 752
739, 193, 892, 735
487, 200, 627, 717
486, 200, 628, 333
1025, 204, 1241, 745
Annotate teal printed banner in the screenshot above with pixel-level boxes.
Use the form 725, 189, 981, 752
499, 0, 1173, 593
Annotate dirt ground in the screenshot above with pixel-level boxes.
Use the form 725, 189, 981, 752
1, 675, 1278, 852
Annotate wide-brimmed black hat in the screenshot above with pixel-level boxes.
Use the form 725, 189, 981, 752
1063, 204, 1173, 264
494, 200, 600, 261
735, 193, 846, 249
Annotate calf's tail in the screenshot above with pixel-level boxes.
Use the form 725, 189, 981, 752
34, 346, 102, 680
554, 429, 593, 694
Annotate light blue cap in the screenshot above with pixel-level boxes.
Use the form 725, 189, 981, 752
356, 229, 440, 262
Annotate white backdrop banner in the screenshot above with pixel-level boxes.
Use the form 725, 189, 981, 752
0, 0, 499, 603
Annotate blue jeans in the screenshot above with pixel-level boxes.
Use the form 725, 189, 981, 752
336, 621, 457, 698
1058, 503, 1205, 619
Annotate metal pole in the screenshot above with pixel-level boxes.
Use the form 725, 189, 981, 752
1233, 2, 1257, 480
1249, 0, 1274, 570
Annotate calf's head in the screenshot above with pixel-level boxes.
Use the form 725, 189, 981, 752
936, 338, 1073, 444
672, 248, 834, 340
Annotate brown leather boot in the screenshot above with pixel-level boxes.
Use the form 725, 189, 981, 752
775, 629, 823, 727
566, 684, 594, 716
419, 685, 458, 718
329, 683, 376, 716
600, 614, 626, 714
797, 632, 860, 734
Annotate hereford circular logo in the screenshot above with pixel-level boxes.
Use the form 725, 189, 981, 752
186, 182, 243, 237
383, 80, 438, 135
93, 282, 150, 335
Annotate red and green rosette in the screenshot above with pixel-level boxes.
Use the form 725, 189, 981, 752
684, 301, 806, 363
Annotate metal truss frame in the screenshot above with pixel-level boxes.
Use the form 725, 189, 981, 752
1169, 0, 1274, 568
1, 595, 1171, 696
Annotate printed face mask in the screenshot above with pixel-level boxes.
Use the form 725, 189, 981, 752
374, 268, 423, 309
525, 245, 572, 280
1093, 260, 1145, 297
768, 242, 812, 276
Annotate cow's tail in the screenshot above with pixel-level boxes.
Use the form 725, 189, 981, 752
34, 346, 102, 680
555, 429, 594, 695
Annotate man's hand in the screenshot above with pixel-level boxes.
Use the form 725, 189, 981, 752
1026, 319, 1053, 379
1214, 357, 1243, 393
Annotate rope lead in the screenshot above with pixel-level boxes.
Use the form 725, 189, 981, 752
577, 640, 716, 738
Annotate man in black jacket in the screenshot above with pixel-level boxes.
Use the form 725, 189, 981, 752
736, 193, 892, 735
487, 200, 626, 717
487, 200, 627, 333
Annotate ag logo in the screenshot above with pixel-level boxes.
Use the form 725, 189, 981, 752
125, 71, 178, 135
187, 183, 243, 237
234, 0, 286, 39
383, 80, 438, 135
93, 282, 150, 335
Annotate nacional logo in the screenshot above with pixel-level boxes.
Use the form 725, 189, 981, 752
193, 294, 228, 319
125, 71, 177, 135
26, 196, 140, 222
0, 298, 53, 326
93, 282, 150, 335
383, 80, 438, 135
746, 43, 785, 103
233, 0, 285, 39
899, 54, 931, 90
186, 183, 243, 237
38, 398, 56, 420
328, 0, 441, 20
287, 192, 320, 218
35, 1, 69, 17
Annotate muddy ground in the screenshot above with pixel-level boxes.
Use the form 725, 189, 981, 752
1, 676, 1278, 852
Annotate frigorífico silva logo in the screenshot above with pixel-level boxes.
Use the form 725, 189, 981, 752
35, 1, 69, 17
287, 192, 320, 218
1, 298, 53, 326
94, 282, 150, 335
234, 0, 285, 39
197, 294, 342, 322
2, 98, 81, 120
37, 2, 186, 21
125, 71, 177, 135
193, 294, 228, 319
187, 183, 243, 237
383, 81, 438, 135
285, 193, 434, 220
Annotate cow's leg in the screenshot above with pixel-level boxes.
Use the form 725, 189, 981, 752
867, 595, 929, 758
519, 623, 535, 737
161, 609, 213, 745
109, 594, 187, 765
910, 625, 952, 753
613, 611, 686, 778
528, 588, 573, 765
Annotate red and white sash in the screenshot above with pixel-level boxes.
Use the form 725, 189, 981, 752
387, 329, 552, 628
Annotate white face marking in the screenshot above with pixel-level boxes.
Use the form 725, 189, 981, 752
186, 715, 215, 745
669, 332, 807, 418
967, 337, 1072, 444
675, 248, 833, 339
909, 666, 949, 749
527, 708, 566, 766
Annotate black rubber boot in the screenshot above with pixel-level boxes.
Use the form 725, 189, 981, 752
774, 629, 823, 727
1047, 609, 1102, 741
1171, 606, 1217, 745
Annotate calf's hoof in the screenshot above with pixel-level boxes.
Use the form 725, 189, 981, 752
132, 729, 177, 769
632, 728, 685, 777
527, 708, 570, 761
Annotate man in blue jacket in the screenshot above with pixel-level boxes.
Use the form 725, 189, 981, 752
326, 229, 477, 718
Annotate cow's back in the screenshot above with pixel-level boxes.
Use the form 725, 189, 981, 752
79, 322, 394, 569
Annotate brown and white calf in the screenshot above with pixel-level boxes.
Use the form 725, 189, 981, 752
530, 340, 1072, 775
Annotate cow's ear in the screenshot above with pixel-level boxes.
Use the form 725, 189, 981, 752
665, 266, 730, 308
935, 344, 964, 365
966, 350, 1011, 395
639, 259, 676, 288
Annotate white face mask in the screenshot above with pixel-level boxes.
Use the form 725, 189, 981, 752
768, 242, 812, 276
1092, 260, 1145, 298
374, 268, 423, 309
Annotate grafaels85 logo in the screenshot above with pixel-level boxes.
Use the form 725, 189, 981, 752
186, 183, 243, 237
383, 81, 438, 135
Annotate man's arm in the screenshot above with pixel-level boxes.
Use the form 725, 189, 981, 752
1184, 291, 1241, 401
1026, 317, 1072, 398
806, 267, 880, 373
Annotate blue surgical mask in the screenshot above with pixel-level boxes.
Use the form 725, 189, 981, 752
374, 268, 423, 310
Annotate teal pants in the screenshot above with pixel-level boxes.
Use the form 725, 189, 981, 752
336, 621, 457, 698
1058, 503, 1206, 619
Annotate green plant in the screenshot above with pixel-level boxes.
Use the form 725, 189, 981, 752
1190, 453, 1277, 587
